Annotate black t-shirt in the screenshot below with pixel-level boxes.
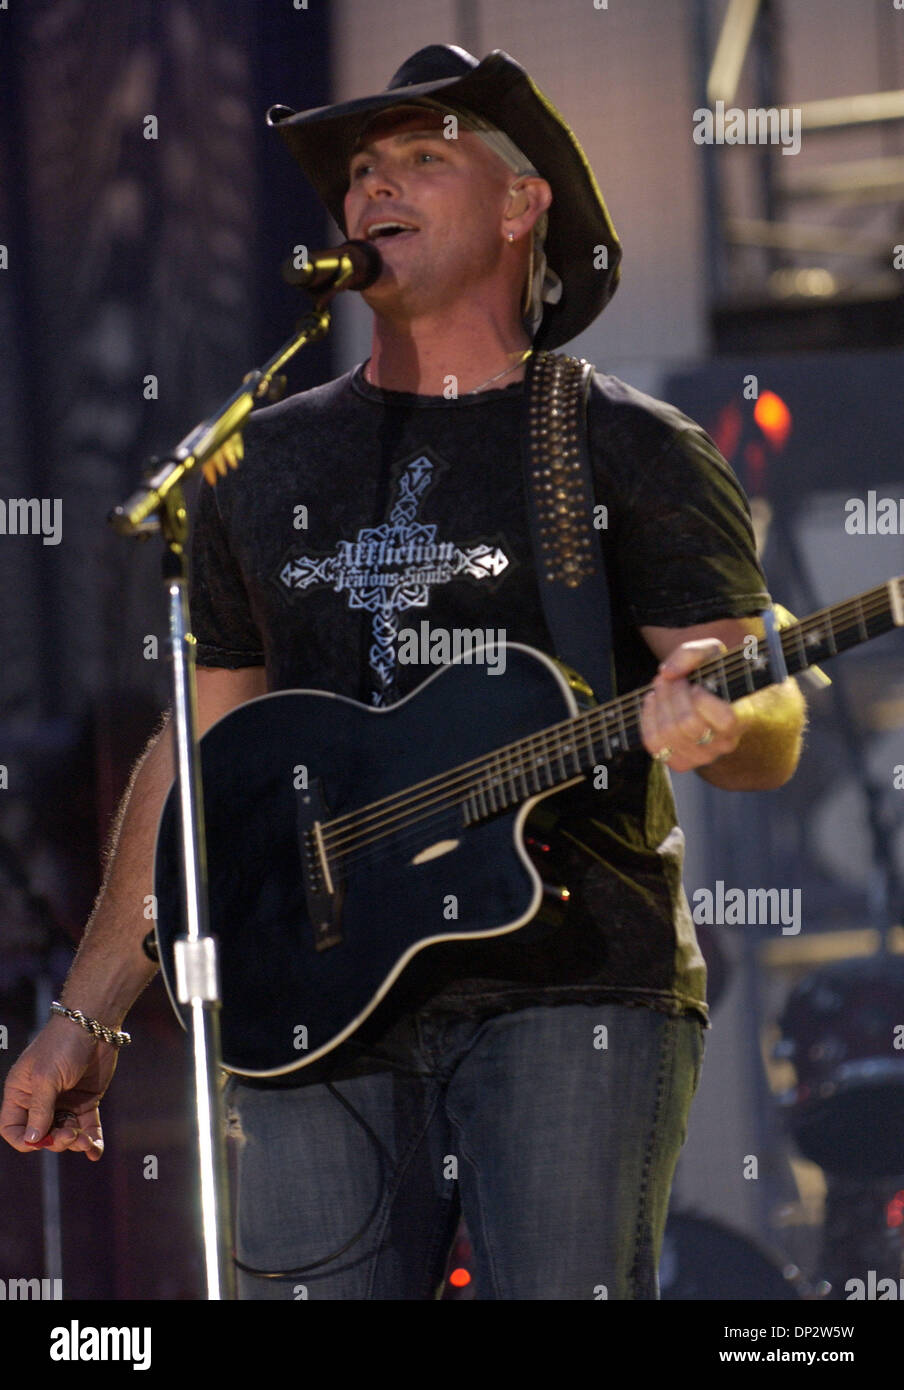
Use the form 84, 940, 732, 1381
189, 364, 771, 1036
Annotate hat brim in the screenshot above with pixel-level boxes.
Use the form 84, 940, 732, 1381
267, 50, 621, 350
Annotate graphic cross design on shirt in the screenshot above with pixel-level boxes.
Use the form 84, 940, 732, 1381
279, 454, 510, 703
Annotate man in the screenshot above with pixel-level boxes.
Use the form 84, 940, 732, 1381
0, 46, 805, 1299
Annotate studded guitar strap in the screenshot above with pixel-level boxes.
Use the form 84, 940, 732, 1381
520, 349, 615, 703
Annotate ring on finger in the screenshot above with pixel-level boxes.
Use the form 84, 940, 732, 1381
696, 727, 715, 747
53, 1109, 79, 1129
654, 745, 674, 764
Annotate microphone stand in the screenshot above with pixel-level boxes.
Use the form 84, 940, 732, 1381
108, 255, 363, 1299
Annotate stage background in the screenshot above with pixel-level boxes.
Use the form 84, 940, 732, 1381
1, 0, 902, 1299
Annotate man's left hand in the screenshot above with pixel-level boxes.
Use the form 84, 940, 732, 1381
640, 638, 741, 773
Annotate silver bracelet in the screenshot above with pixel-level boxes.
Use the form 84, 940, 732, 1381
50, 1001, 131, 1048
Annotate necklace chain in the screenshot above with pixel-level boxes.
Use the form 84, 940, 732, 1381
467, 348, 533, 393
365, 348, 533, 394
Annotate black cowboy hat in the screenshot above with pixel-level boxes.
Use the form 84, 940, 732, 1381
267, 45, 622, 350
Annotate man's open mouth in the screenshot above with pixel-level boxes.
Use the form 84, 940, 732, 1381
364, 222, 419, 242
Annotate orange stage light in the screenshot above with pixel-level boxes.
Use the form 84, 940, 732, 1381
754, 391, 793, 451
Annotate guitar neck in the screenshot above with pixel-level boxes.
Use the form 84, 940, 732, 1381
460, 577, 904, 821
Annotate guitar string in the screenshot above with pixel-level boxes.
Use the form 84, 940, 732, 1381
322, 592, 894, 868
319, 592, 890, 872
321, 586, 890, 845
326, 648, 824, 870
332, 760, 571, 876
320, 591, 893, 867
313, 803, 474, 881
324, 659, 709, 852
334, 796, 567, 881
324, 699, 624, 861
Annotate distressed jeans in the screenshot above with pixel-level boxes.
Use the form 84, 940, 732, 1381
224, 1000, 705, 1300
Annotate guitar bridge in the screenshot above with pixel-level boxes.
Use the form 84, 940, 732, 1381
297, 779, 343, 950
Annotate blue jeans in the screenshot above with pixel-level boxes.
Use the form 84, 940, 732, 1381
225, 1001, 705, 1300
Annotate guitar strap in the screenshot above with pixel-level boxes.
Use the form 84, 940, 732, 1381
520, 349, 615, 703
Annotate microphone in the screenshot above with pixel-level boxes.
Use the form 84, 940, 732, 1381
282, 239, 382, 293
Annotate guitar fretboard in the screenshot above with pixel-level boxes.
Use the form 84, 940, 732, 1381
459, 577, 904, 825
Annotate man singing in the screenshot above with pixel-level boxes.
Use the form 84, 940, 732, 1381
0, 45, 805, 1299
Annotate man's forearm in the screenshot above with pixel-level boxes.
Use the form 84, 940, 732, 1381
696, 678, 806, 791
59, 718, 175, 1028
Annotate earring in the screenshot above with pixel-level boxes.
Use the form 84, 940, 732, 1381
507, 231, 515, 243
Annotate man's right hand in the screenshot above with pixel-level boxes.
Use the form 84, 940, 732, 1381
0, 667, 268, 1165
0, 1015, 118, 1161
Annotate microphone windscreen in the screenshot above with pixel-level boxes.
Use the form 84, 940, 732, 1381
339, 239, 383, 291
280, 240, 383, 292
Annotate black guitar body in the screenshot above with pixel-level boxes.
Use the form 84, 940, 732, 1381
154, 577, 904, 1073
154, 644, 581, 1076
